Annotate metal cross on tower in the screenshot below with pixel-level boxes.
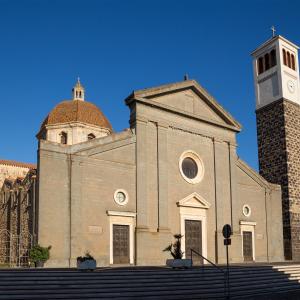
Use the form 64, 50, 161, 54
271, 26, 276, 37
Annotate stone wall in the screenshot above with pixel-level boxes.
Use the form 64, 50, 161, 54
0, 170, 36, 266
256, 98, 300, 260
0, 162, 34, 187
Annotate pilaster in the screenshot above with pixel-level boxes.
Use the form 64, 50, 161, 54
157, 123, 169, 231
136, 119, 148, 230
70, 156, 83, 267
213, 138, 232, 263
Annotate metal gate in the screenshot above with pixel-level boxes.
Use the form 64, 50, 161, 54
185, 220, 203, 265
243, 231, 253, 261
113, 224, 130, 264
0, 229, 33, 267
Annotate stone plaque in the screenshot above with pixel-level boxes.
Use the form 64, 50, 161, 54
88, 226, 102, 234
257, 234, 264, 240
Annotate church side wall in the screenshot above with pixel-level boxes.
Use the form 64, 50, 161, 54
38, 144, 71, 267
235, 165, 283, 262
38, 138, 137, 267
235, 168, 268, 262
70, 142, 136, 267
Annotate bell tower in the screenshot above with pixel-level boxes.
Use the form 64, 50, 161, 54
252, 32, 300, 260
72, 77, 85, 101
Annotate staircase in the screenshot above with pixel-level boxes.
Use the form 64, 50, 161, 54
1, 264, 300, 299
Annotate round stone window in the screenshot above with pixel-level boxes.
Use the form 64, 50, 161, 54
114, 189, 129, 206
179, 151, 204, 184
243, 205, 251, 217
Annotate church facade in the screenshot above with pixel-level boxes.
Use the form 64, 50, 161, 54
37, 77, 283, 267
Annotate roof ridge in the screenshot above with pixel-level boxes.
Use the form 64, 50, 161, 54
0, 159, 36, 169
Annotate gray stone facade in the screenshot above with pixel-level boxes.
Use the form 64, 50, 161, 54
37, 80, 284, 267
257, 98, 300, 260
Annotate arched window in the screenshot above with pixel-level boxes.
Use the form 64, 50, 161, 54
283, 49, 287, 65
88, 133, 96, 140
270, 49, 276, 67
60, 132, 67, 144
291, 55, 296, 70
264, 53, 270, 70
287, 51, 291, 68
258, 57, 264, 74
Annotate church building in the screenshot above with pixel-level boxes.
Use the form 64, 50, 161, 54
36, 74, 283, 266
4, 33, 300, 268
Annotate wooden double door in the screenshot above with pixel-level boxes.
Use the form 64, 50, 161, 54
113, 224, 130, 264
185, 220, 203, 264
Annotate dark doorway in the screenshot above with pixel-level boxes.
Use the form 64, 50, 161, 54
243, 231, 253, 261
185, 220, 203, 265
113, 224, 130, 264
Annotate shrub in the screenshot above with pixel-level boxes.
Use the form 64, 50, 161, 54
77, 251, 95, 263
163, 234, 184, 259
29, 245, 51, 263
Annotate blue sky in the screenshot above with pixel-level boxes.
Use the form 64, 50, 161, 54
1, 0, 300, 170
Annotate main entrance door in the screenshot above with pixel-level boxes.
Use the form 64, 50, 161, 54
243, 231, 253, 261
185, 220, 203, 264
113, 225, 130, 264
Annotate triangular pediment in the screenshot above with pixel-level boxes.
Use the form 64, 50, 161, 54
177, 192, 211, 209
125, 80, 241, 132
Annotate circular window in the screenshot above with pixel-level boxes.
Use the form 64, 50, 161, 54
182, 157, 198, 179
179, 151, 204, 184
243, 205, 251, 217
114, 189, 129, 206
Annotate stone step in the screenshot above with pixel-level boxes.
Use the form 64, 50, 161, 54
0, 271, 294, 286
1, 265, 300, 299
0, 268, 287, 278
0, 286, 299, 300
0, 280, 297, 295
0, 265, 287, 273
273, 264, 300, 269
0, 277, 299, 296
231, 285, 300, 300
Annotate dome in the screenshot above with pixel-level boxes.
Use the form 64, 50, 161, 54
40, 100, 113, 132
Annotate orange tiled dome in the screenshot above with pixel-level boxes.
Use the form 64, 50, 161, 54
40, 100, 113, 131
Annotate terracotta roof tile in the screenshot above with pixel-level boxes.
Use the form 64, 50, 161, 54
40, 100, 112, 131
0, 159, 36, 169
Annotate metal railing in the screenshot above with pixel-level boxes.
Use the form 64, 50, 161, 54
190, 249, 229, 299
